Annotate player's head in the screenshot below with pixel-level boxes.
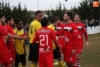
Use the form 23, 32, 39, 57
6, 16, 14, 26
41, 17, 49, 27
50, 17, 57, 26
63, 12, 72, 22
15, 19, 23, 29
35, 10, 43, 22
0, 12, 6, 23
55, 16, 61, 23
74, 13, 80, 22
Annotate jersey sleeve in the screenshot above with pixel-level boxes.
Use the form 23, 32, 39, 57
82, 24, 88, 41
55, 27, 64, 36
0, 27, 8, 36
33, 31, 39, 43
73, 24, 78, 49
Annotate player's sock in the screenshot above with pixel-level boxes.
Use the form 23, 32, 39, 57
58, 61, 64, 67
77, 59, 81, 67
30, 64, 36, 67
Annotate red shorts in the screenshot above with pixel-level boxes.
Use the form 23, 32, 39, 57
58, 37, 65, 49
39, 51, 53, 67
7, 44, 16, 60
0, 45, 14, 64
77, 44, 83, 54
64, 46, 76, 63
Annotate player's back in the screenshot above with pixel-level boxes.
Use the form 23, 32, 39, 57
37, 27, 55, 51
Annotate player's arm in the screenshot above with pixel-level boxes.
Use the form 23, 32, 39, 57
0, 27, 29, 40
51, 30, 58, 47
83, 25, 89, 46
33, 32, 39, 44
55, 27, 64, 36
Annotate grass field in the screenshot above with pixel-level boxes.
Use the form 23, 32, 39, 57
24, 33, 100, 67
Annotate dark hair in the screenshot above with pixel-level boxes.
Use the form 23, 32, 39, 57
55, 16, 61, 21
6, 16, 13, 23
41, 17, 49, 27
65, 12, 73, 20
35, 10, 42, 17
15, 19, 22, 25
0, 12, 5, 19
50, 17, 57, 23
74, 13, 80, 18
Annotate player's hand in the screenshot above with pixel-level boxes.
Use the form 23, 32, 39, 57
22, 36, 30, 40
86, 41, 89, 47
72, 49, 76, 55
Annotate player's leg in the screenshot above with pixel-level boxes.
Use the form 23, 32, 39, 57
64, 46, 77, 67
39, 54, 45, 67
15, 54, 20, 67
0, 46, 14, 67
74, 44, 83, 67
46, 53, 53, 67
20, 54, 26, 67
29, 43, 39, 67
7, 45, 16, 66
53, 46, 64, 67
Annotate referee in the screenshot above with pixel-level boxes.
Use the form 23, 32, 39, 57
28, 10, 43, 67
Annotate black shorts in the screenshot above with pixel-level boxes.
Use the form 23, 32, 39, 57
53, 46, 61, 59
15, 54, 26, 66
28, 43, 39, 62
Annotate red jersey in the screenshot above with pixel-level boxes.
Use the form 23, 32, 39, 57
56, 22, 65, 49
64, 22, 78, 49
33, 27, 57, 54
76, 22, 88, 44
0, 25, 8, 48
56, 22, 64, 35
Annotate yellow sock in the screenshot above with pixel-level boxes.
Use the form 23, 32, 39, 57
58, 61, 64, 67
21, 65, 25, 67
30, 64, 36, 67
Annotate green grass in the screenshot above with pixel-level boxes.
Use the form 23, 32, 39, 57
81, 33, 100, 67
25, 33, 100, 67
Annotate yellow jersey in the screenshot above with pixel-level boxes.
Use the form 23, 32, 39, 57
48, 24, 56, 49
14, 28, 25, 54
29, 20, 42, 43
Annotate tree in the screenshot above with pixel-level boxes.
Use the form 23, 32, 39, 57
71, 0, 100, 20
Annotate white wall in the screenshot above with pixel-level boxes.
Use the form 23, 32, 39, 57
87, 25, 100, 35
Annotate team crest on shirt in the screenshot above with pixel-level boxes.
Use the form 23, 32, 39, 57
64, 27, 72, 31
77, 26, 83, 30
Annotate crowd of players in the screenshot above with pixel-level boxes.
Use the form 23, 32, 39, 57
0, 10, 89, 67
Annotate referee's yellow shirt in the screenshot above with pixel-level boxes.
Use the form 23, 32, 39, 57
29, 20, 42, 43
48, 24, 56, 49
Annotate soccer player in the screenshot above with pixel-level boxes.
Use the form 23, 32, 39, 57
0, 12, 28, 67
63, 12, 78, 67
33, 17, 58, 67
55, 16, 65, 53
28, 10, 43, 67
3, 16, 16, 65
74, 13, 89, 67
48, 17, 64, 67
14, 19, 26, 67
54, 16, 66, 66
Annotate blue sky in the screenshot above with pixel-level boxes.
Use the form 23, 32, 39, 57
2, 0, 81, 10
